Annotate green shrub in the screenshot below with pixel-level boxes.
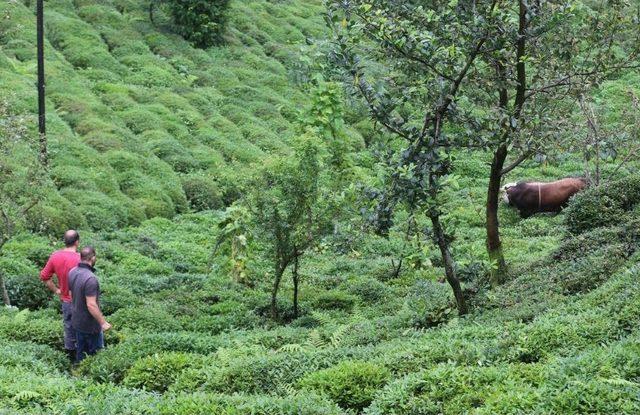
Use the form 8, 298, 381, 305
298, 361, 390, 411
559, 244, 627, 294
0, 341, 67, 374
0, 309, 62, 348
368, 363, 541, 415
120, 108, 163, 135
181, 173, 225, 211
508, 308, 621, 363
312, 291, 357, 312
404, 280, 455, 328
5, 273, 51, 310
110, 306, 183, 333
60, 189, 130, 231
145, 137, 199, 173
164, 0, 231, 48
123, 352, 200, 392
26, 193, 88, 236
565, 176, 640, 234
343, 276, 389, 303
194, 347, 374, 395
78, 332, 223, 384
156, 391, 344, 415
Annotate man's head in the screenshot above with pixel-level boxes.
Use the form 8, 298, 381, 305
64, 230, 80, 249
80, 246, 97, 267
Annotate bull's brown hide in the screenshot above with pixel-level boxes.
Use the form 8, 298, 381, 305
503, 178, 587, 218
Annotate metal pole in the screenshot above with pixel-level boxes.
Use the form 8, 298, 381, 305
37, 0, 48, 167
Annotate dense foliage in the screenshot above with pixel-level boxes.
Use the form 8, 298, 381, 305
162, 0, 231, 48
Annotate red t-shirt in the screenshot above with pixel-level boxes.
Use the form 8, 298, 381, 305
40, 250, 81, 303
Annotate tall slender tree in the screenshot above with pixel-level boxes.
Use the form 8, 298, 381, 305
479, 0, 640, 283
326, 0, 507, 314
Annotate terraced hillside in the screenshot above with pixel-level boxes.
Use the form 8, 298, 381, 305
1, 0, 342, 233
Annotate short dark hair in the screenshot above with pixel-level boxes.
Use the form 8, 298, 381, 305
63, 230, 80, 247
80, 246, 96, 262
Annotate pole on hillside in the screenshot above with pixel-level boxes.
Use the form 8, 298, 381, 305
37, 0, 48, 167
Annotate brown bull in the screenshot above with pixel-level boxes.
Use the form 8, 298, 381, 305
502, 177, 587, 218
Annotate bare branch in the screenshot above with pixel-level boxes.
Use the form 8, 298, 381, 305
500, 150, 534, 176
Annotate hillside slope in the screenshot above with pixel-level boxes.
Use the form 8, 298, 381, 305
0, 0, 335, 233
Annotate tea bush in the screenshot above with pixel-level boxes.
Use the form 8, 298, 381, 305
565, 176, 640, 234
164, 0, 231, 48
181, 173, 225, 211
109, 306, 183, 333
312, 291, 357, 312
123, 352, 201, 392
0, 310, 62, 348
368, 363, 542, 415
298, 361, 390, 411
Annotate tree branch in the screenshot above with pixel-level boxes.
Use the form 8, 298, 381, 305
500, 150, 534, 176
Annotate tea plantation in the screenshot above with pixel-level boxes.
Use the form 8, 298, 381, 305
1, 0, 640, 414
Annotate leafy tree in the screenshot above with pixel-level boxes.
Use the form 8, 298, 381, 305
573, 90, 640, 185
151, 0, 230, 48
475, 0, 640, 282
326, 0, 511, 314
250, 132, 332, 320
211, 204, 252, 285
327, 0, 640, 297
0, 101, 49, 305
300, 76, 350, 171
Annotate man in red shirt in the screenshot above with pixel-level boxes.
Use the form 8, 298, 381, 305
41, 230, 81, 361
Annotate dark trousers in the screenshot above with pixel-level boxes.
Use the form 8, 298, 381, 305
61, 302, 76, 350
75, 331, 102, 363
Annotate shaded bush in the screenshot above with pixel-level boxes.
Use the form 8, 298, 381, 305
181, 173, 225, 211
312, 291, 357, 312
404, 280, 455, 328
5, 273, 51, 310
164, 0, 231, 48
343, 276, 389, 303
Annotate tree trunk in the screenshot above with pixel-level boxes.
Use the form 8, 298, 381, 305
270, 263, 285, 321
0, 270, 10, 306
292, 252, 300, 319
487, 144, 508, 285
149, 1, 155, 24
429, 212, 467, 315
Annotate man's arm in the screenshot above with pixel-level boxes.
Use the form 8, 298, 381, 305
86, 296, 111, 331
44, 279, 61, 296
40, 257, 60, 296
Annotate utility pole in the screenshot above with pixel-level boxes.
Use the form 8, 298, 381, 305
37, 0, 48, 167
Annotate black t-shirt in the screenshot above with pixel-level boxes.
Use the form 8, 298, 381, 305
68, 263, 101, 334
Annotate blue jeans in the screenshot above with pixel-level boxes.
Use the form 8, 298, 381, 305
75, 331, 103, 363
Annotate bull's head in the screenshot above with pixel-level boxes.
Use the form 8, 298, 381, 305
501, 182, 517, 205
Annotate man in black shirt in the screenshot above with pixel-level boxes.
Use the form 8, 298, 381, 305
68, 246, 112, 363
